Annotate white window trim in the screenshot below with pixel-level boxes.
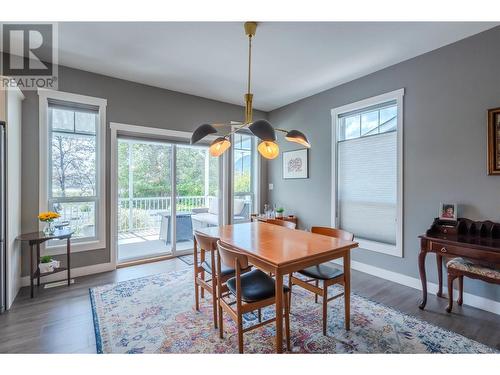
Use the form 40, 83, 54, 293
38, 88, 107, 255
331, 88, 404, 257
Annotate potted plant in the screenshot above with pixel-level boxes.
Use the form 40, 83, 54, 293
38, 211, 61, 235
39, 255, 60, 274
276, 207, 285, 218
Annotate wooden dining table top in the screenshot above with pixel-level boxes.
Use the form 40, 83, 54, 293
195, 221, 358, 268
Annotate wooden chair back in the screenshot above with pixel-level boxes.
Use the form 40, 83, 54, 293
266, 219, 297, 230
311, 226, 354, 241
216, 240, 249, 270
194, 230, 218, 251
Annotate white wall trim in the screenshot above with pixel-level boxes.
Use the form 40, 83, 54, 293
331, 88, 405, 257
38, 89, 107, 254
20, 262, 115, 287
109, 121, 215, 142
333, 259, 500, 315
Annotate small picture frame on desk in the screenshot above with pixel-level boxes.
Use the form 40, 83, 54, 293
439, 203, 457, 222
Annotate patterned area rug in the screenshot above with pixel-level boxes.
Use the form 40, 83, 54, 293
89, 269, 495, 354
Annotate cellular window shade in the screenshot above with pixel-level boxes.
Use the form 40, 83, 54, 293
337, 131, 397, 245
48, 99, 99, 114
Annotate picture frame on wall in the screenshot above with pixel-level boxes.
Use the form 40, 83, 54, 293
487, 107, 500, 175
283, 149, 309, 179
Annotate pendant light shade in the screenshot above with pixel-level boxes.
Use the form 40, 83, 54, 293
190, 22, 310, 160
285, 130, 311, 148
258, 140, 280, 159
191, 124, 217, 144
249, 119, 276, 142
209, 137, 231, 157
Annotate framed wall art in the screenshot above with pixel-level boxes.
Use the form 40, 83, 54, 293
282, 149, 309, 179
487, 107, 500, 175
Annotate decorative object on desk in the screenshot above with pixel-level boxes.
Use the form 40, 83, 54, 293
438, 203, 457, 222
38, 256, 60, 274
276, 207, 284, 218
487, 107, 500, 175
283, 149, 309, 179
189, 22, 310, 160
38, 211, 60, 235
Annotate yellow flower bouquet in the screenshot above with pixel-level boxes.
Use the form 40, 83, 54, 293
38, 211, 61, 235
38, 211, 61, 223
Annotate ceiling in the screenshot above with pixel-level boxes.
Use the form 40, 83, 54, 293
33, 22, 500, 111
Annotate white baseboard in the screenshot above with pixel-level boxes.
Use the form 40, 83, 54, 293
332, 259, 500, 315
21, 262, 116, 287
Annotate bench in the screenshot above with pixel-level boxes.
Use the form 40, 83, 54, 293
446, 257, 500, 313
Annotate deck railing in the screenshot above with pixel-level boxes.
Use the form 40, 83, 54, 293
118, 195, 216, 232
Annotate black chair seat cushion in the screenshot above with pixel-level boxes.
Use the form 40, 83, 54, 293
201, 259, 236, 277
227, 269, 289, 303
298, 262, 344, 280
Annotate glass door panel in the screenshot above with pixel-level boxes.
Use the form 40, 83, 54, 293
232, 133, 254, 223
117, 138, 173, 263
176, 144, 220, 253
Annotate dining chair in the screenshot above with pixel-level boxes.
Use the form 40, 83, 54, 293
265, 218, 297, 229
193, 231, 250, 328
216, 240, 291, 353
288, 226, 354, 335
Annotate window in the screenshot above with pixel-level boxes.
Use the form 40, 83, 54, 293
39, 90, 107, 253
332, 89, 404, 257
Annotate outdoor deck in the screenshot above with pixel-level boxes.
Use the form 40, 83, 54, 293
118, 229, 193, 262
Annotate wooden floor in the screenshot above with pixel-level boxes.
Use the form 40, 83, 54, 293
0, 258, 498, 353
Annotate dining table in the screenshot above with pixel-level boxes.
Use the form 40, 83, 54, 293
194, 221, 359, 353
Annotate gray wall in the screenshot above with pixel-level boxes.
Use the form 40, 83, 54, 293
267, 26, 500, 302
20, 64, 267, 276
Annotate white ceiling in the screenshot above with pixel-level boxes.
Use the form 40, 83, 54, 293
52, 22, 499, 111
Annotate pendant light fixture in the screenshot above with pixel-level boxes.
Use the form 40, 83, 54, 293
191, 22, 311, 159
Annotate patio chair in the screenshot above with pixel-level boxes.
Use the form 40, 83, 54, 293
191, 198, 250, 230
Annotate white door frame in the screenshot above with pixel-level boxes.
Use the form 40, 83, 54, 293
109, 122, 219, 265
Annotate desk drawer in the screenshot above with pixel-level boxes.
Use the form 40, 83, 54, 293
430, 242, 469, 256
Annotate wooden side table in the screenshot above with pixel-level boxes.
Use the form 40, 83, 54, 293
251, 214, 298, 227
16, 228, 74, 298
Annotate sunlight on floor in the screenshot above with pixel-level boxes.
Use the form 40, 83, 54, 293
118, 229, 193, 262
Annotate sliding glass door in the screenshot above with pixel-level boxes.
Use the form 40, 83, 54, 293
117, 139, 173, 262
117, 138, 220, 263
175, 144, 221, 253
231, 132, 258, 223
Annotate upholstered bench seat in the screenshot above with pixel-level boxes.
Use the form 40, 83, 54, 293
447, 257, 500, 280
445, 257, 500, 313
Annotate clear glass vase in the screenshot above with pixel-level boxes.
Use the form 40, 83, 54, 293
43, 221, 55, 236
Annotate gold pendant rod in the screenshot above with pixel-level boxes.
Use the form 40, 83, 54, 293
244, 22, 257, 124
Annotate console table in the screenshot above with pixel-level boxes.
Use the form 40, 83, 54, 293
251, 214, 298, 227
418, 218, 500, 309
16, 228, 74, 298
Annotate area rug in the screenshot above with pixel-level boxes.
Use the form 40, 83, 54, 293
89, 269, 496, 354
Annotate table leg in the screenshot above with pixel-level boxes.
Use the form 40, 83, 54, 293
36, 243, 41, 287
436, 254, 443, 297
67, 238, 71, 286
274, 270, 283, 353
418, 249, 428, 309
343, 250, 351, 331
30, 244, 34, 298
193, 236, 199, 311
